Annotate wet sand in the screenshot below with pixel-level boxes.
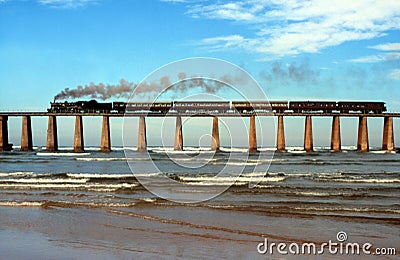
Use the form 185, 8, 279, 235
1, 148, 399, 258
1, 200, 398, 259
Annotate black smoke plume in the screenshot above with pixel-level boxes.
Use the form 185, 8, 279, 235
53, 73, 237, 101
260, 59, 319, 85
54, 79, 135, 101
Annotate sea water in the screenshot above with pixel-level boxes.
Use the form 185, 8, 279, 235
0, 147, 398, 258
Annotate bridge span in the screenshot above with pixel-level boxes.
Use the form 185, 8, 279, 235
1, 112, 400, 117
0, 111, 398, 152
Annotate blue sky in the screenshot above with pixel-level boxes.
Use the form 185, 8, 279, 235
1, 0, 400, 147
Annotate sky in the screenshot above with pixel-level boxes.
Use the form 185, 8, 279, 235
1, 0, 400, 147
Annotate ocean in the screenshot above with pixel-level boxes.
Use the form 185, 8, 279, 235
0, 146, 399, 259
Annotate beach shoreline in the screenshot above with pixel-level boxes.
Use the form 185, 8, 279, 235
0, 148, 399, 258
0, 195, 398, 259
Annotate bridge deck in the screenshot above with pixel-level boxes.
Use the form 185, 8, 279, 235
0, 112, 400, 117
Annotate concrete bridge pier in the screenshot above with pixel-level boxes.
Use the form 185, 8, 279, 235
174, 116, 183, 151
331, 115, 341, 151
249, 115, 257, 153
46, 115, 58, 151
276, 115, 286, 151
137, 116, 147, 152
304, 115, 313, 152
0, 115, 12, 151
382, 116, 395, 151
100, 116, 111, 152
21, 115, 33, 151
73, 115, 84, 152
357, 116, 369, 152
211, 116, 220, 152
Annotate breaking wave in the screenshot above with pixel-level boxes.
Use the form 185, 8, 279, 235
36, 152, 90, 156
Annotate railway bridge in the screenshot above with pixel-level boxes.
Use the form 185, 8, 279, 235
0, 111, 399, 152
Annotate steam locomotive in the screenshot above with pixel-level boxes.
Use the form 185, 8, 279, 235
48, 100, 112, 113
48, 100, 387, 114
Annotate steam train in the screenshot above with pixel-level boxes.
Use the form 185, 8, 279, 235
48, 100, 387, 114
48, 100, 112, 113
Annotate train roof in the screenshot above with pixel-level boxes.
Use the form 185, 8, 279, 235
231, 100, 287, 103
290, 100, 336, 103
174, 101, 229, 103
337, 101, 385, 104
113, 101, 172, 104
